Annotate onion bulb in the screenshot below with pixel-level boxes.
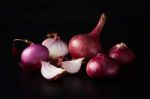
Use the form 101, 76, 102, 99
13, 39, 49, 71
86, 54, 120, 79
42, 33, 68, 59
69, 13, 106, 59
109, 42, 135, 65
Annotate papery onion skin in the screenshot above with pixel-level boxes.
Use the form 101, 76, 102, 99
86, 54, 120, 79
109, 43, 135, 65
69, 13, 106, 59
69, 35, 102, 59
42, 35, 68, 59
21, 44, 49, 71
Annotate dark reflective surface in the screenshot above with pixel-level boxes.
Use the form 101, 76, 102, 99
1, 0, 150, 99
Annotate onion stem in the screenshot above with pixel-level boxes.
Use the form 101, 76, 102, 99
13, 39, 33, 45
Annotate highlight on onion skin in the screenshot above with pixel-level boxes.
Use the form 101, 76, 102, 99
21, 44, 50, 71
13, 39, 50, 71
42, 33, 69, 59
12, 12, 134, 81
69, 13, 106, 59
86, 54, 120, 79
108, 42, 135, 65
41, 61, 65, 80
61, 58, 84, 74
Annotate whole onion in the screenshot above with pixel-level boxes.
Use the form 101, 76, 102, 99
42, 33, 68, 59
109, 42, 134, 65
69, 13, 106, 59
21, 44, 49, 71
13, 39, 49, 71
86, 54, 120, 79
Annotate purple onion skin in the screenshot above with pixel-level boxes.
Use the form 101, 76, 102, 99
12, 47, 20, 58
21, 44, 49, 71
69, 13, 106, 59
86, 54, 120, 79
69, 34, 102, 59
109, 43, 135, 65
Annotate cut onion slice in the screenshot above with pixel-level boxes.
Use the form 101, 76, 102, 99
41, 61, 65, 80
62, 58, 84, 74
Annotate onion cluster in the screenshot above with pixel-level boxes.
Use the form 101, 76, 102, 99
12, 13, 134, 80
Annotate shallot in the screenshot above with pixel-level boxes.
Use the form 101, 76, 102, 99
86, 54, 120, 79
13, 39, 49, 71
109, 42, 134, 65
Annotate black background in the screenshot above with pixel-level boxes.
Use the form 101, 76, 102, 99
1, 0, 150, 99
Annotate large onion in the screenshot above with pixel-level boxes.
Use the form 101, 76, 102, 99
69, 13, 106, 59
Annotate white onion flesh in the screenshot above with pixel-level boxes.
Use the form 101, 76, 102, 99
41, 61, 65, 80
62, 58, 84, 74
42, 38, 68, 59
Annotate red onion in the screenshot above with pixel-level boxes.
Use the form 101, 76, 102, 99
86, 54, 120, 79
13, 39, 49, 71
12, 45, 19, 58
61, 58, 84, 74
69, 13, 106, 59
41, 61, 65, 80
108, 42, 134, 65
12, 40, 31, 59
42, 33, 68, 59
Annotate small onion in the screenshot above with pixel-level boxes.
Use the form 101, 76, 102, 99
86, 54, 120, 79
13, 39, 49, 71
21, 44, 49, 71
109, 42, 135, 65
